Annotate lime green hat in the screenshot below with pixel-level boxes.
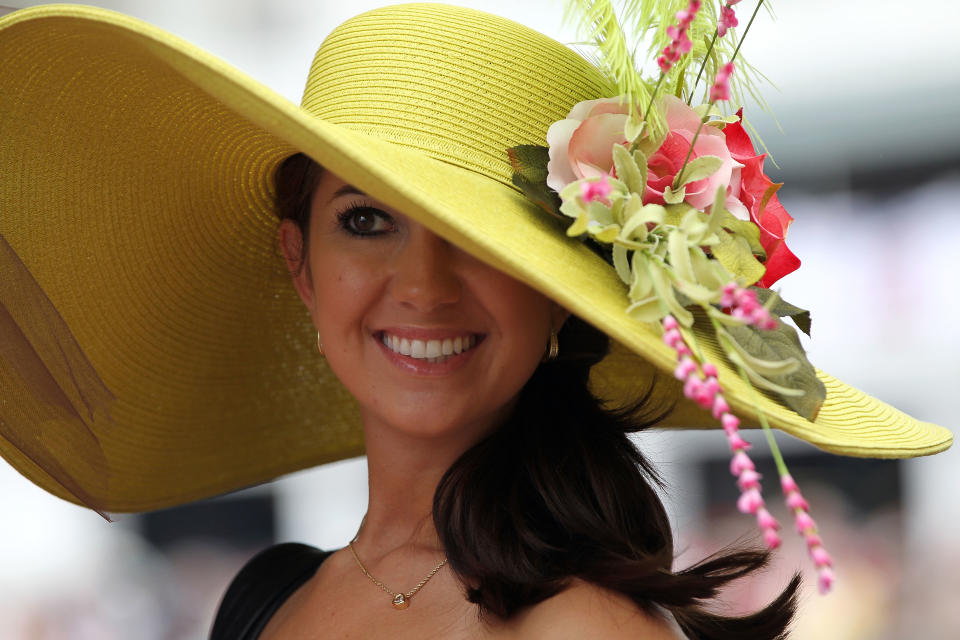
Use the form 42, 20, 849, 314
0, 3, 951, 515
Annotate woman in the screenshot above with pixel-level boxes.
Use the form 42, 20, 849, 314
0, 2, 951, 639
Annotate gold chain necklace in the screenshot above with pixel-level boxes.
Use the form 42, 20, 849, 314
348, 538, 448, 610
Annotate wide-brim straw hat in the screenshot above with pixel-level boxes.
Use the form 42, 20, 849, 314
0, 3, 952, 515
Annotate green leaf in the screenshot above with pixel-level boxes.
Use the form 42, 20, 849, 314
667, 229, 694, 282
626, 296, 665, 323
628, 251, 654, 302
673, 155, 722, 189
644, 253, 693, 326
633, 150, 649, 196
634, 125, 666, 159
713, 230, 766, 285
619, 198, 663, 242
707, 186, 727, 235
663, 185, 685, 205
507, 145, 562, 219
625, 114, 645, 143
719, 210, 765, 259
691, 246, 729, 291
751, 287, 813, 337
717, 327, 800, 377
679, 208, 709, 243
612, 144, 644, 195
722, 320, 826, 421
507, 144, 549, 182
674, 278, 717, 305
589, 223, 620, 243
613, 243, 631, 285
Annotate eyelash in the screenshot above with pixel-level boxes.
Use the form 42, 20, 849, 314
334, 200, 396, 237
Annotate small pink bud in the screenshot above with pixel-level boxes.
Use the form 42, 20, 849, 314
663, 315, 678, 331
675, 342, 691, 357
674, 356, 697, 381
780, 474, 799, 494
727, 431, 750, 452
795, 511, 816, 533
721, 412, 740, 433
580, 176, 612, 203
756, 508, 779, 530
786, 491, 809, 511
763, 528, 782, 549
712, 395, 730, 419
737, 488, 763, 514
811, 546, 832, 568
730, 450, 755, 476
805, 533, 823, 549
817, 566, 835, 595
718, 5, 739, 37
662, 328, 682, 348
702, 363, 718, 377
702, 377, 720, 398
737, 468, 761, 491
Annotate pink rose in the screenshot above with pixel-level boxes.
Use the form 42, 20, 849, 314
644, 95, 740, 210
546, 97, 629, 193
723, 110, 800, 287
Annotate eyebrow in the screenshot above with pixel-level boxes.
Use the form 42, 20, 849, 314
328, 185, 367, 203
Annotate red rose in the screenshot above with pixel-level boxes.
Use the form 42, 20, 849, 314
723, 111, 800, 287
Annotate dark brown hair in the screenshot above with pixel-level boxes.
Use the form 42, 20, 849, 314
275, 153, 799, 639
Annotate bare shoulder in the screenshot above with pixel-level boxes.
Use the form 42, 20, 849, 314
506, 579, 683, 640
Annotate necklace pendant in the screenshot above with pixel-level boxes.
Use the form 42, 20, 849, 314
392, 593, 410, 610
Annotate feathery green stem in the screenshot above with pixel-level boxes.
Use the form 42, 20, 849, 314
687, 30, 719, 106
672, 107, 711, 187
673, 0, 764, 191
735, 354, 790, 477
731, 0, 765, 65
630, 74, 667, 152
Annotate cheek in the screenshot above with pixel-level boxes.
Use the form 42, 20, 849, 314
308, 250, 379, 331
483, 273, 554, 357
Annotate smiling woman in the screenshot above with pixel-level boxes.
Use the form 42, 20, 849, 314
281, 166, 566, 447
0, 2, 952, 639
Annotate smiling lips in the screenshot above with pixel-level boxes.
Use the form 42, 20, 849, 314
379, 332, 480, 364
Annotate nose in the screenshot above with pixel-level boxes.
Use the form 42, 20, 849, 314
388, 224, 462, 311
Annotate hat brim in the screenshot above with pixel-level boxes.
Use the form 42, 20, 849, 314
0, 6, 951, 513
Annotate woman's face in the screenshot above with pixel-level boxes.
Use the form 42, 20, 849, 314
280, 171, 568, 445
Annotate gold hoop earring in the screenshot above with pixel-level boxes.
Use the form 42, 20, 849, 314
317, 331, 325, 357
542, 328, 559, 362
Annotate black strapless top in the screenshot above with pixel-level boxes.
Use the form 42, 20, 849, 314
210, 543, 332, 640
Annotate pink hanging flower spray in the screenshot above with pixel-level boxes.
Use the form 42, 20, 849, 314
720, 282, 777, 329
718, 1, 743, 38
662, 315, 782, 549
782, 474, 835, 593
662, 303, 835, 591
658, 1, 703, 73
709, 61, 735, 103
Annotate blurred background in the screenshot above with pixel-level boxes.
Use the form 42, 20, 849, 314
1, 1, 957, 638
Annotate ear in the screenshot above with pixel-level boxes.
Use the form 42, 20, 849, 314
550, 303, 571, 332
278, 219, 315, 311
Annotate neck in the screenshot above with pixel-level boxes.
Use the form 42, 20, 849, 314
356, 402, 514, 557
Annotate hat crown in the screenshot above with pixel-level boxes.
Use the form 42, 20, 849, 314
300, 3, 612, 186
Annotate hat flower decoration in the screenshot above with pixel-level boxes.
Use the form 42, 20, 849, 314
509, 0, 834, 593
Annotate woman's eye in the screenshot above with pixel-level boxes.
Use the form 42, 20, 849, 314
337, 206, 394, 236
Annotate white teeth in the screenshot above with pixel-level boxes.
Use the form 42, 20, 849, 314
424, 340, 442, 358
410, 340, 425, 358
381, 333, 478, 360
